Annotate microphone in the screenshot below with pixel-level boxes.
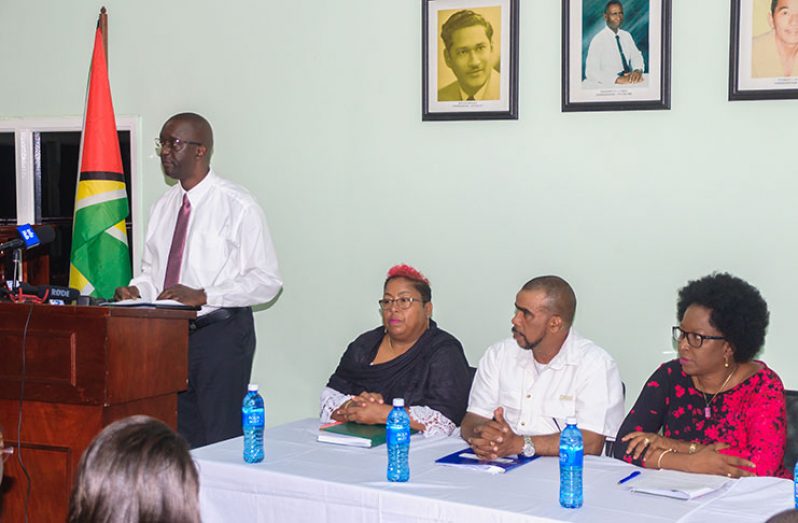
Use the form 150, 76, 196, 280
0, 224, 56, 252
19, 282, 80, 305
4, 282, 81, 305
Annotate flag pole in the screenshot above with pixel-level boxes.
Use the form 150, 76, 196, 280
69, 7, 131, 298
99, 7, 108, 67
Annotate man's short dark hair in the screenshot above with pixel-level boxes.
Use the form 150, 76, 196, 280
441, 10, 493, 51
771, 0, 781, 15
521, 275, 577, 326
166, 112, 214, 157
676, 272, 769, 362
605, 1, 623, 14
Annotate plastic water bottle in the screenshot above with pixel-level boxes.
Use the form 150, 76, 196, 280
559, 417, 584, 508
794, 460, 797, 508
386, 398, 410, 482
242, 384, 264, 463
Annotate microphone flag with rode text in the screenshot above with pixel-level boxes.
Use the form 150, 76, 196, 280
69, 9, 131, 299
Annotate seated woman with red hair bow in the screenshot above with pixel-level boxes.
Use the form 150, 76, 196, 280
320, 264, 472, 436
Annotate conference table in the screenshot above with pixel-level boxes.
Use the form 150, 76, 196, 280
192, 419, 793, 522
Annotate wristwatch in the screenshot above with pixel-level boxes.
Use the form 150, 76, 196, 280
521, 435, 536, 457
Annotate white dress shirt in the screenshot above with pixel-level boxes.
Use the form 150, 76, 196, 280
467, 329, 624, 438
129, 169, 282, 314
585, 26, 645, 86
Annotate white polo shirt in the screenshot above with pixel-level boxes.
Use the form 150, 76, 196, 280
467, 329, 624, 437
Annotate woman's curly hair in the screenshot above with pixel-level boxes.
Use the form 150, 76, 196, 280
677, 272, 769, 362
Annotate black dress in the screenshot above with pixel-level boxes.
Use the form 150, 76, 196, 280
326, 320, 472, 425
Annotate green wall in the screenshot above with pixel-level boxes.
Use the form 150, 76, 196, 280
1, 0, 795, 426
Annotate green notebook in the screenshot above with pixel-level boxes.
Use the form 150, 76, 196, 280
317, 422, 417, 448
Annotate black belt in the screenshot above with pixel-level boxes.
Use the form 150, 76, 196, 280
190, 307, 249, 332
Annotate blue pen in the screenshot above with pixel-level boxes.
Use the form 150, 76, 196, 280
618, 470, 641, 485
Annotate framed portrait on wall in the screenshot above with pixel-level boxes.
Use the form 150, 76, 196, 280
729, 0, 798, 101
562, 0, 672, 112
422, 0, 519, 121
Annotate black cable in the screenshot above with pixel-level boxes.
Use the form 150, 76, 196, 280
15, 303, 34, 523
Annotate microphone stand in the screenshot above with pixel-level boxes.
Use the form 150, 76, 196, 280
11, 247, 22, 292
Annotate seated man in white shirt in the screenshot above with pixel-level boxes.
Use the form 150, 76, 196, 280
585, 1, 645, 86
461, 275, 624, 459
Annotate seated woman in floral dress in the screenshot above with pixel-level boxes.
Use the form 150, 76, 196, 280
614, 272, 788, 478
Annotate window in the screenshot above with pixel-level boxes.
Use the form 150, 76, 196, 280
0, 118, 139, 288
0, 133, 16, 223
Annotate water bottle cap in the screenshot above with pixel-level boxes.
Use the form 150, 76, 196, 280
248, 384, 259, 392
392, 398, 405, 407
565, 417, 577, 426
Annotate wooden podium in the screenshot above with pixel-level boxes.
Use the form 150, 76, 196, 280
0, 303, 194, 522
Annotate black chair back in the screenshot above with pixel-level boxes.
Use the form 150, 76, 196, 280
604, 381, 626, 457
784, 390, 798, 471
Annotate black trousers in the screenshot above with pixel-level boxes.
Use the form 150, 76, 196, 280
178, 307, 256, 449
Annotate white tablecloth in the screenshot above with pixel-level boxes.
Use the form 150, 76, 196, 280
192, 419, 793, 523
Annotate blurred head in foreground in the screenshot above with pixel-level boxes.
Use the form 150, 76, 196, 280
68, 415, 200, 523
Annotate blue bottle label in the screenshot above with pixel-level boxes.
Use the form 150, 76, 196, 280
559, 448, 583, 467
386, 426, 409, 445
243, 411, 264, 427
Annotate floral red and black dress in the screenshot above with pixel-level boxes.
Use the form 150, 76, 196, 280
613, 359, 788, 478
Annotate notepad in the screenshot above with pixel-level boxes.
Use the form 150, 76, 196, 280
317, 422, 417, 448
104, 299, 199, 310
628, 471, 731, 500
435, 447, 540, 474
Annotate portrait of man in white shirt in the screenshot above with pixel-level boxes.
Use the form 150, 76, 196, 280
584, 0, 647, 86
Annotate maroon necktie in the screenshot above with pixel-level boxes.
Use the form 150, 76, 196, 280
163, 193, 191, 290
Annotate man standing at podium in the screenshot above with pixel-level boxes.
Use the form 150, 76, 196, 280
115, 112, 282, 448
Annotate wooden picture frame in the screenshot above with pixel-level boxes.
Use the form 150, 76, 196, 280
422, 0, 519, 120
729, 0, 798, 101
562, 0, 672, 112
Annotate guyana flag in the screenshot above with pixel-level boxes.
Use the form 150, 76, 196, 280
69, 22, 131, 299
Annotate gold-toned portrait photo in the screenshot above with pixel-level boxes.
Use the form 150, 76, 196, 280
423, 0, 518, 121
436, 7, 502, 103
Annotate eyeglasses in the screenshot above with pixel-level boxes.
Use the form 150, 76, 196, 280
378, 297, 423, 311
154, 137, 203, 154
672, 326, 726, 349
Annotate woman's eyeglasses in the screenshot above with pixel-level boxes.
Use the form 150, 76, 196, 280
378, 297, 423, 311
672, 326, 726, 349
